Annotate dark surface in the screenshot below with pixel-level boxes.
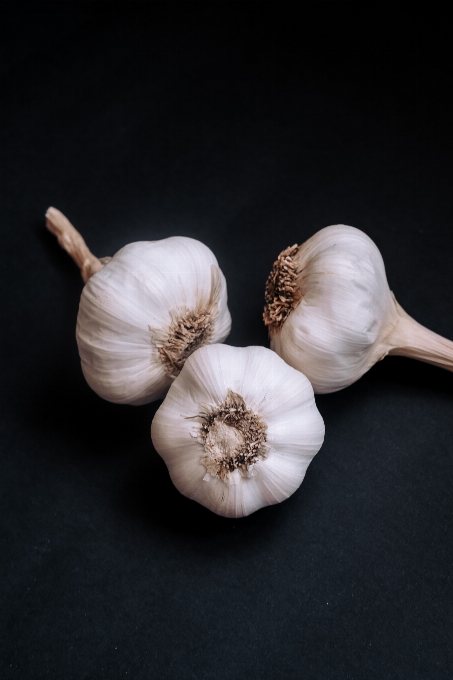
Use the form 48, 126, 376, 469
1, 3, 452, 679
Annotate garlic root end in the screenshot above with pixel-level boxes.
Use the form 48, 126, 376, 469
45, 206, 106, 283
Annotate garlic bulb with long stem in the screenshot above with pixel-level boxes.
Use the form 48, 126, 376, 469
264, 225, 453, 393
151, 344, 325, 518
46, 207, 231, 405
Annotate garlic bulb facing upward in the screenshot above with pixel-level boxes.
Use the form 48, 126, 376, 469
151, 344, 325, 518
46, 207, 231, 405
264, 225, 453, 393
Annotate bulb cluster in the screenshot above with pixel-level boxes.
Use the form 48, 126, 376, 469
47, 208, 453, 517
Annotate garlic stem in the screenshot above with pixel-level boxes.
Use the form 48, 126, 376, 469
387, 300, 453, 372
46, 207, 109, 283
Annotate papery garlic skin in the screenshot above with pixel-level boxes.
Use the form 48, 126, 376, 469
77, 237, 231, 405
265, 225, 453, 393
151, 344, 325, 518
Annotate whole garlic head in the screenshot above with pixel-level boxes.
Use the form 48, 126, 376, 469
77, 238, 231, 405
46, 208, 231, 405
264, 225, 453, 393
151, 344, 325, 518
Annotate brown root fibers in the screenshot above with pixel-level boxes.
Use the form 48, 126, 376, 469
263, 244, 302, 334
199, 390, 267, 481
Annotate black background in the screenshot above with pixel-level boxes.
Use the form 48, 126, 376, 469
1, 2, 452, 678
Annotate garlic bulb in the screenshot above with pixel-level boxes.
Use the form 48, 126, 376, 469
46, 207, 231, 405
151, 344, 325, 518
264, 225, 453, 393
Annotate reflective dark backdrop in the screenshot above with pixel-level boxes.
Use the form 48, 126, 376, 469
1, 3, 452, 678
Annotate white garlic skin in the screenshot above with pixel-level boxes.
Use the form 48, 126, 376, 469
76, 237, 231, 405
270, 225, 399, 393
151, 344, 325, 518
